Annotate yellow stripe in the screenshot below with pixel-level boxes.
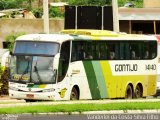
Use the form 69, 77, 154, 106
39, 84, 46, 88
91, 36, 101, 40
100, 61, 112, 97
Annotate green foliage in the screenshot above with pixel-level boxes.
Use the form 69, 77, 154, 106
5, 32, 26, 52
31, 8, 43, 18
0, 66, 9, 96
49, 7, 64, 18
118, 0, 143, 8
0, 0, 27, 10
0, 66, 3, 89
32, 7, 64, 18
67, 0, 143, 7
67, 0, 110, 6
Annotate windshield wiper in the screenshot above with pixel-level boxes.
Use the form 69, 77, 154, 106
34, 61, 42, 83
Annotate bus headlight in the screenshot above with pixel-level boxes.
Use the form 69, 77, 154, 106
43, 88, 55, 92
9, 87, 18, 91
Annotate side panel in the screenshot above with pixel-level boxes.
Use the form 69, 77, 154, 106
109, 60, 157, 97
83, 61, 101, 99
82, 59, 157, 99
69, 61, 92, 99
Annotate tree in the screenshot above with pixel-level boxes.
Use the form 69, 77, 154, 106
5, 32, 26, 52
66, 0, 143, 7
0, 0, 35, 10
66, 0, 111, 6
118, 0, 143, 7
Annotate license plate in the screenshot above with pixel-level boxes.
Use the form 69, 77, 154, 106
26, 94, 34, 98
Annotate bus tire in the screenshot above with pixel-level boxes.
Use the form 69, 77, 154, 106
135, 84, 143, 98
70, 87, 79, 100
25, 99, 36, 102
125, 85, 133, 99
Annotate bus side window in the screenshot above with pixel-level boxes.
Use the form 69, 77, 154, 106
100, 51, 107, 59
58, 41, 70, 82
71, 42, 86, 61
131, 51, 136, 59
151, 52, 156, 58
129, 42, 141, 60
108, 42, 118, 60
99, 42, 108, 60
150, 41, 157, 59
110, 51, 115, 60
71, 43, 76, 61
85, 52, 93, 59
143, 50, 149, 59
77, 45, 85, 60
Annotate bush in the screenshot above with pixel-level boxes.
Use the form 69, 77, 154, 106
32, 7, 64, 18
49, 7, 64, 18
0, 66, 9, 96
31, 8, 43, 18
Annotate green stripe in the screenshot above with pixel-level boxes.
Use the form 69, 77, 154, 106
83, 61, 101, 99
27, 84, 34, 88
92, 61, 108, 98
27, 85, 40, 88
32, 85, 39, 88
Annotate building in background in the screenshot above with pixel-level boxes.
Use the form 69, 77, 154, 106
119, 0, 160, 34
143, 0, 160, 8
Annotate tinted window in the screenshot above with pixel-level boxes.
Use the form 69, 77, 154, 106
71, 40, 157, 61
14, 41, 59, 56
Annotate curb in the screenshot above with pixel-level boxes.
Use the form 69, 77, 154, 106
35, 110, 160, 114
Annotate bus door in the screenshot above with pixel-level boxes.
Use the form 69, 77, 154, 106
57, 41, 71, 99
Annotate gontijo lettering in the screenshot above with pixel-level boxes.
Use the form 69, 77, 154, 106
115, 64, 138, 72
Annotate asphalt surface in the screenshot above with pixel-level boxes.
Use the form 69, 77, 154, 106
1, 113, 160, 120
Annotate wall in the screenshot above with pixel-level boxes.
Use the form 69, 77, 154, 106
0, 18, 64, 48
143, 0, 160, 8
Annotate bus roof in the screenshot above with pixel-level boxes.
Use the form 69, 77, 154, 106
61, 29, 120, 37
16, 29, 157, 43
16, 34, 75, 43
61, 29, 156, 40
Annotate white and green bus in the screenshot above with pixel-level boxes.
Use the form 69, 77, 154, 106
9, 29, 158, 101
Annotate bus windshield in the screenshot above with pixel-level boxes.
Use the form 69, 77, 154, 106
10, 55, 56, 84
14, 41, 59, 56
10, 41, 59, 84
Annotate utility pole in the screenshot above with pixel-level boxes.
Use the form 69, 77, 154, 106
112, 0, 119, 32
43, 0, 49, 34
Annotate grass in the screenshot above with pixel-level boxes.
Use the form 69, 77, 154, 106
0, 102, 160, 114
0, 102, 24, 104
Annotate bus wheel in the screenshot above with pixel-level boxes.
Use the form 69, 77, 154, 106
125, 85, 133, 99
70, 87, 79, 100
135, 85, 143, 98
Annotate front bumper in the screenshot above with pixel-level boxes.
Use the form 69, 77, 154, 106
9, 90, 55, 100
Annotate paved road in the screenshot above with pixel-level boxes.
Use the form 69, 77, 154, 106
1, 113, 160, 120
